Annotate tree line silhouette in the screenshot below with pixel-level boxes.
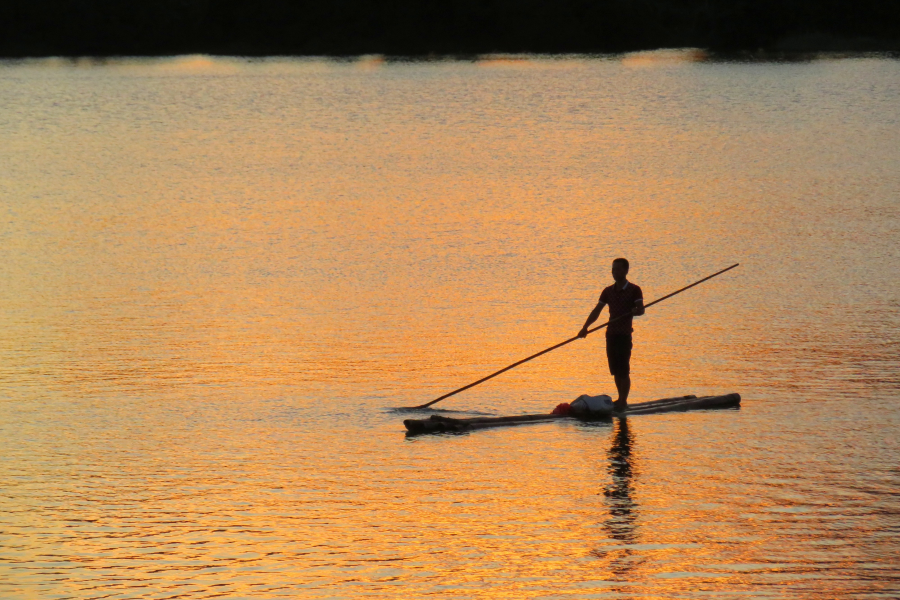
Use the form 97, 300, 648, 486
2, 0, 898, 57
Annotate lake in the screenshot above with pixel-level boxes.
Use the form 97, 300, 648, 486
1, 52, 898, 599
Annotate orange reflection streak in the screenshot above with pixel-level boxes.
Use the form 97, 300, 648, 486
621, 48, 708, 68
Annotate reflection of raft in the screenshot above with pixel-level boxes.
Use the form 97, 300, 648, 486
403, 393, 740, 435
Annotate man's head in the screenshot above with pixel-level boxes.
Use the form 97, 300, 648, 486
611, 258, 629, 282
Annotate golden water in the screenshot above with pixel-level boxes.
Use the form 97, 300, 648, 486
1, 53, 899, 598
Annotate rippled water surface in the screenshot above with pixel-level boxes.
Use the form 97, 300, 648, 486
1, 53, 899, 599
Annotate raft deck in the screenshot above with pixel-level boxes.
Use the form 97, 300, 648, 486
403, 393, 740, 434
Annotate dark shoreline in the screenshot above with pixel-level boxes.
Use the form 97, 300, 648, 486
2, 0, 898, 59
3, 49, 899, 66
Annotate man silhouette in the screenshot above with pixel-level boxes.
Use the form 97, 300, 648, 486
578, 258, 644, 411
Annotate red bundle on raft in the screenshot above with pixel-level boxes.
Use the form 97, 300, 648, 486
551, 402, 571, 416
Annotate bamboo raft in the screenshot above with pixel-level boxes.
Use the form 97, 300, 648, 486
403, 393, 740, 434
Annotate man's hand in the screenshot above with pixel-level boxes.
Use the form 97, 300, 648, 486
577, 328, 588, 339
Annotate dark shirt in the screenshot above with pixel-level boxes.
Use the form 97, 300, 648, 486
599, 281, 643, 335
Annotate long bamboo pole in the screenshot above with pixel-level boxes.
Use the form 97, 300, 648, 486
408, 263, 739, 409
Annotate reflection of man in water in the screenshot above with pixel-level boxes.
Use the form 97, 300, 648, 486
604, 417, 637, 543
578, 258, 644, 411
592, 417, 641, 579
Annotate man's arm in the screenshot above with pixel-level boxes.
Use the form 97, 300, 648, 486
578, 301, 605, 338
633, 298, 645, 316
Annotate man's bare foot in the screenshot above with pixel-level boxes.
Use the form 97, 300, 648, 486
613, 399, 628, 412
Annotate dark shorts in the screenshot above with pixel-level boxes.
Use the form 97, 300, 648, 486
606, 334, 633, 377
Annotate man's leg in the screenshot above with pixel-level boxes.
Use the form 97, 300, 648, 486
607, 334, 633, 410
606, 335, 632, 410
614, 374, 631, 405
